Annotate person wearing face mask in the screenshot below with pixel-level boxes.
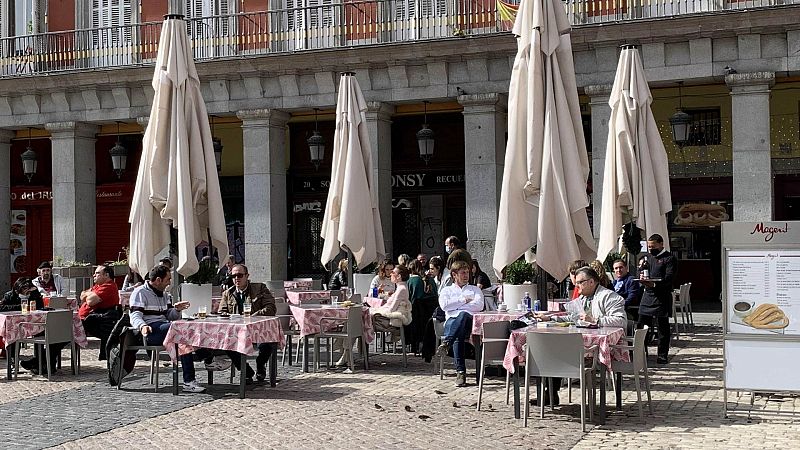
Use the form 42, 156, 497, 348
637, 234, 678, 365
2, 278, 49, 372
442, 236, 472, 289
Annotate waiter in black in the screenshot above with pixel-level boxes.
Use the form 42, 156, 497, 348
637, 234, 678, 364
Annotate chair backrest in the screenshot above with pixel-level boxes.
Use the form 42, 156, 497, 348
312, 279, 323, 290
433, 319, 445, 340
349, 293, 362, 305
684, 282, 692, 303
346, 306, 364, 337
524, 332, 584, 379
275, 300, 292, 332
632, 325, 648, 372
482, 320, 510, 362
482, 288, 497, 311
353, 273, 374, 297
179, 283, 213, 318
678, 283, 690, 306
44, 310, 74, 344
49, 296, 69, 309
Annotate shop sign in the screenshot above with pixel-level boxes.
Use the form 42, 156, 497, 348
11, 186, 132, 203
391, 171, 464, 190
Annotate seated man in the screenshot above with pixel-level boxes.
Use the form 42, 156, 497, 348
3, 278, 45, 371
535, 267, 626, 404
435, 260, 484, 387
612, 259, 642, 322
218, 264, 277, 382
130, 265, 209, 393
79, 264, 121, 361
33, 261, 67, 296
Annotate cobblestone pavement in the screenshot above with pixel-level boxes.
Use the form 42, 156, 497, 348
0, 325, 797, 449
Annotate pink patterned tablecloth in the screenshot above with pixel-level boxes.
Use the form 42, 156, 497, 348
285, 280, 313, 290
471, 311, 520, 336
289, 305, 374, 343
163, 316, 286, 360
503, 325, 628, 373
0, 310, 89, 348
285, 290, 331, 305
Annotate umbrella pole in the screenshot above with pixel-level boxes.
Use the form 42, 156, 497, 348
345, 247, 354, 291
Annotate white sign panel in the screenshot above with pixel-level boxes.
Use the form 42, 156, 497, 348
727, 250, 800, 336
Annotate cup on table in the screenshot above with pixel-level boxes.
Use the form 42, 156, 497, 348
331, 294, 340, 305
498, 303, 508, 312
198, 305, 208, 319
243, 303, 252, 317
43, 296, 50, 308
516, 303, 524, 312
20, 302, 29, 314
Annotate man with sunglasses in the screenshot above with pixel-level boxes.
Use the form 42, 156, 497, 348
218, 264, 276, 382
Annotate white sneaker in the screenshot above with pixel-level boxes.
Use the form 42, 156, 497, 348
204, 356, 231, 371
182, 380, 206, 393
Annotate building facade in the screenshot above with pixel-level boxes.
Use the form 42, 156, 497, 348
0, 0, 798, 304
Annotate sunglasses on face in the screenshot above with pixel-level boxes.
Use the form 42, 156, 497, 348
231, 273, 247, 279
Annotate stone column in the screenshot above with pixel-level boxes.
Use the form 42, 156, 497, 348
585, 84, 613, 237
0, 130, 15, 292
458, 93, 507, 278
237, 109, 291, 282
45, 122, 98, 263
725, 72, 775, 221
364, 101, 394, 259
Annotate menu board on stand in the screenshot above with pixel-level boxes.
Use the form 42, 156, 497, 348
722, 221, 800, 417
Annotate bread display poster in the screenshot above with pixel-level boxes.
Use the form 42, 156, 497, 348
673, 202, 730, 227
727, 250, 800, 336
10, 210, 26, 274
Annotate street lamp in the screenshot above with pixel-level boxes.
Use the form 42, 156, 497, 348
109, 121, 128, 179
308, 108, 325, 170
417, 101, 435, 164
20, 127, 37, 183
669, 81, 691, 147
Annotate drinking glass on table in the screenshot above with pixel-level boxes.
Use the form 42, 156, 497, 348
243, 302, 252, 317
331, 294, 340, 305
20, 301, 29, 314
198, 305, 208, 319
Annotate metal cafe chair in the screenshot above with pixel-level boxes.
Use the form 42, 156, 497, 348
15, 310, 78, 381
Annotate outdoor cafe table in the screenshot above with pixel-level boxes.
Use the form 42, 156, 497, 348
288, 304, 374, 373
0, 309, 90, 379
284, 280, 313, 290
364, 296, 385, 308
502, 324, 628, 423
284, 290, 331, 305
163, 316, 285, 398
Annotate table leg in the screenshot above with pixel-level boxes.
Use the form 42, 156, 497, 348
5, 344, 11, 380
513, 360, 521, 419
172, 344, 179, 396
239, 353, 246, 399
270, 346, 278, 387
303, 336, 309, 373
474, 336, 482, 384
599, 365, 607, 424
615, 372, 623, 411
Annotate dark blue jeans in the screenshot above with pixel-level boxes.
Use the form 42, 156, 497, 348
442, 311, 473, 373
145, 320, 200, 384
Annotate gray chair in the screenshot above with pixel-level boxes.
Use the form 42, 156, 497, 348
15, 310, 77, 380
433, 319, 445, 379
314, 306, 369, 371
275, 300, 300, 366
48, 296, 69, 309
118, 338, 167, 392
523, 332, 598, 432
610, 325, 653, 419
477, 320, 511, 410
673, 283, 693, 334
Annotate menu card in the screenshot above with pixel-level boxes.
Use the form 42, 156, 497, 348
727, 250, 800, 336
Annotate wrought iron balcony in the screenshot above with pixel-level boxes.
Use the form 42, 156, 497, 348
0, 0, 791, 78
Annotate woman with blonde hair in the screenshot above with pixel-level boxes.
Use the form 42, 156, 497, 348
589, 260, 613, 289
397, 253, 411, 268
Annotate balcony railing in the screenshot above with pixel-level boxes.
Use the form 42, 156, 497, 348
0, 0, 793, 78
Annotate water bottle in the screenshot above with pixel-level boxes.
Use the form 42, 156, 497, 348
533, 299, 541, 313
372, 287, 378, 298
523, 292, 532, 312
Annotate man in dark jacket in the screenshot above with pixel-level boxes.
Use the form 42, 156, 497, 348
612, 259, 642, 322
637, 234, 678, 364
1, 278, 53, 373
218, 264, 277, 382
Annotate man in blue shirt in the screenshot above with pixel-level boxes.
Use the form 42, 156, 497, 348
612, 259, 642, 322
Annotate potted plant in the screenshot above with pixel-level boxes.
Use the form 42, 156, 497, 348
52, 257, 94, 295
502, 259, 537, 311
180, 258, 218, 317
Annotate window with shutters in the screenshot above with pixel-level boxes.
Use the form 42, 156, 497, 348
91, 0, 132, 46
10, 0, 35, 37
185, 0, 235, 57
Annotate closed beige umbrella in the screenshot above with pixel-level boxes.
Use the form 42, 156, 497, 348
320, 73, 385, 272
597, 46, 671, 263
129, 15, 229, 277
493, 0, 595, 282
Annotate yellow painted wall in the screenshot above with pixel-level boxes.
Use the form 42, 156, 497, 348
770, 81, 800, 157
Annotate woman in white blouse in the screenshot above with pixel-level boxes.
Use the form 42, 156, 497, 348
369, 259, 396, 295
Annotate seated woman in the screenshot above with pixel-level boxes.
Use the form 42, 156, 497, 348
369, 259, 396, 297
122, 268, 144, 292
471, 260, 492, 290
371, 265, 413, 343
329, 259, 348, 290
